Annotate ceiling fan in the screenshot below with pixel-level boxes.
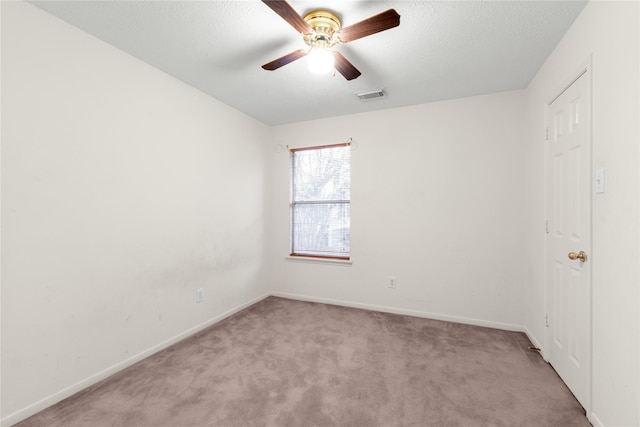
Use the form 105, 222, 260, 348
261, 0, 400, 80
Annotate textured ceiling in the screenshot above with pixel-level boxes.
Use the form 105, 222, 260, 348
29, 1, 587, 125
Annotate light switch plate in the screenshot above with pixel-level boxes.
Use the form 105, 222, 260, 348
595, 169, 605, 194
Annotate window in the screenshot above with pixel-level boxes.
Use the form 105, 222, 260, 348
290, 143, 350, 259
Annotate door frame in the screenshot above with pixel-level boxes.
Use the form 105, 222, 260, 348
543, 58, 593, 418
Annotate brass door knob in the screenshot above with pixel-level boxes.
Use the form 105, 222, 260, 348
568, 251, 587, 262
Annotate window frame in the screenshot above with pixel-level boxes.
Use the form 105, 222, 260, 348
289, 142, 351, 261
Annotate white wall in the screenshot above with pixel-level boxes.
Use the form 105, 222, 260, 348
1, 2, 269, 424
267, 91, 526, 330
523, 1, 639, 425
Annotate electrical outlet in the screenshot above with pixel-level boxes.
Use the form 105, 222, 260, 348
388, 276, 396, 289
196, 288, 204, 303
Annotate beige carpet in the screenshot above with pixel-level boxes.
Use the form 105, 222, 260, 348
17, 296, 590, 426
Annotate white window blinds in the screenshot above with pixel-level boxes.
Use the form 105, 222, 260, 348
290, 143, 350, 259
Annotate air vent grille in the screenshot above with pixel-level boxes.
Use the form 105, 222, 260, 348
356, 89, 385, 101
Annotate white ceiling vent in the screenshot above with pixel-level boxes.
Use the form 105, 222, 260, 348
356, 89, 385, 101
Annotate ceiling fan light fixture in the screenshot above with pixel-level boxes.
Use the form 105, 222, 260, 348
307, 47, 334, 74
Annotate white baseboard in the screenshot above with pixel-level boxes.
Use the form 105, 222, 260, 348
589, 412, 604, 427
270, 291, 526, 333
1, 292, 271, 427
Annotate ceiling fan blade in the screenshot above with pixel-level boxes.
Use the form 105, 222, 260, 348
338, 9, 400, 43
262, 0, 313, 35
262, 49, 307, 71
332, 52, 361, 81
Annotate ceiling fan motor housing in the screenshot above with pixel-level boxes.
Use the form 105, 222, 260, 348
303, 10, 341, 48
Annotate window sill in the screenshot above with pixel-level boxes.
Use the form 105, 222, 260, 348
285, 256, 353, 266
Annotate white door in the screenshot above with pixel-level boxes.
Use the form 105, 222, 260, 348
545, 68, 591, 412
